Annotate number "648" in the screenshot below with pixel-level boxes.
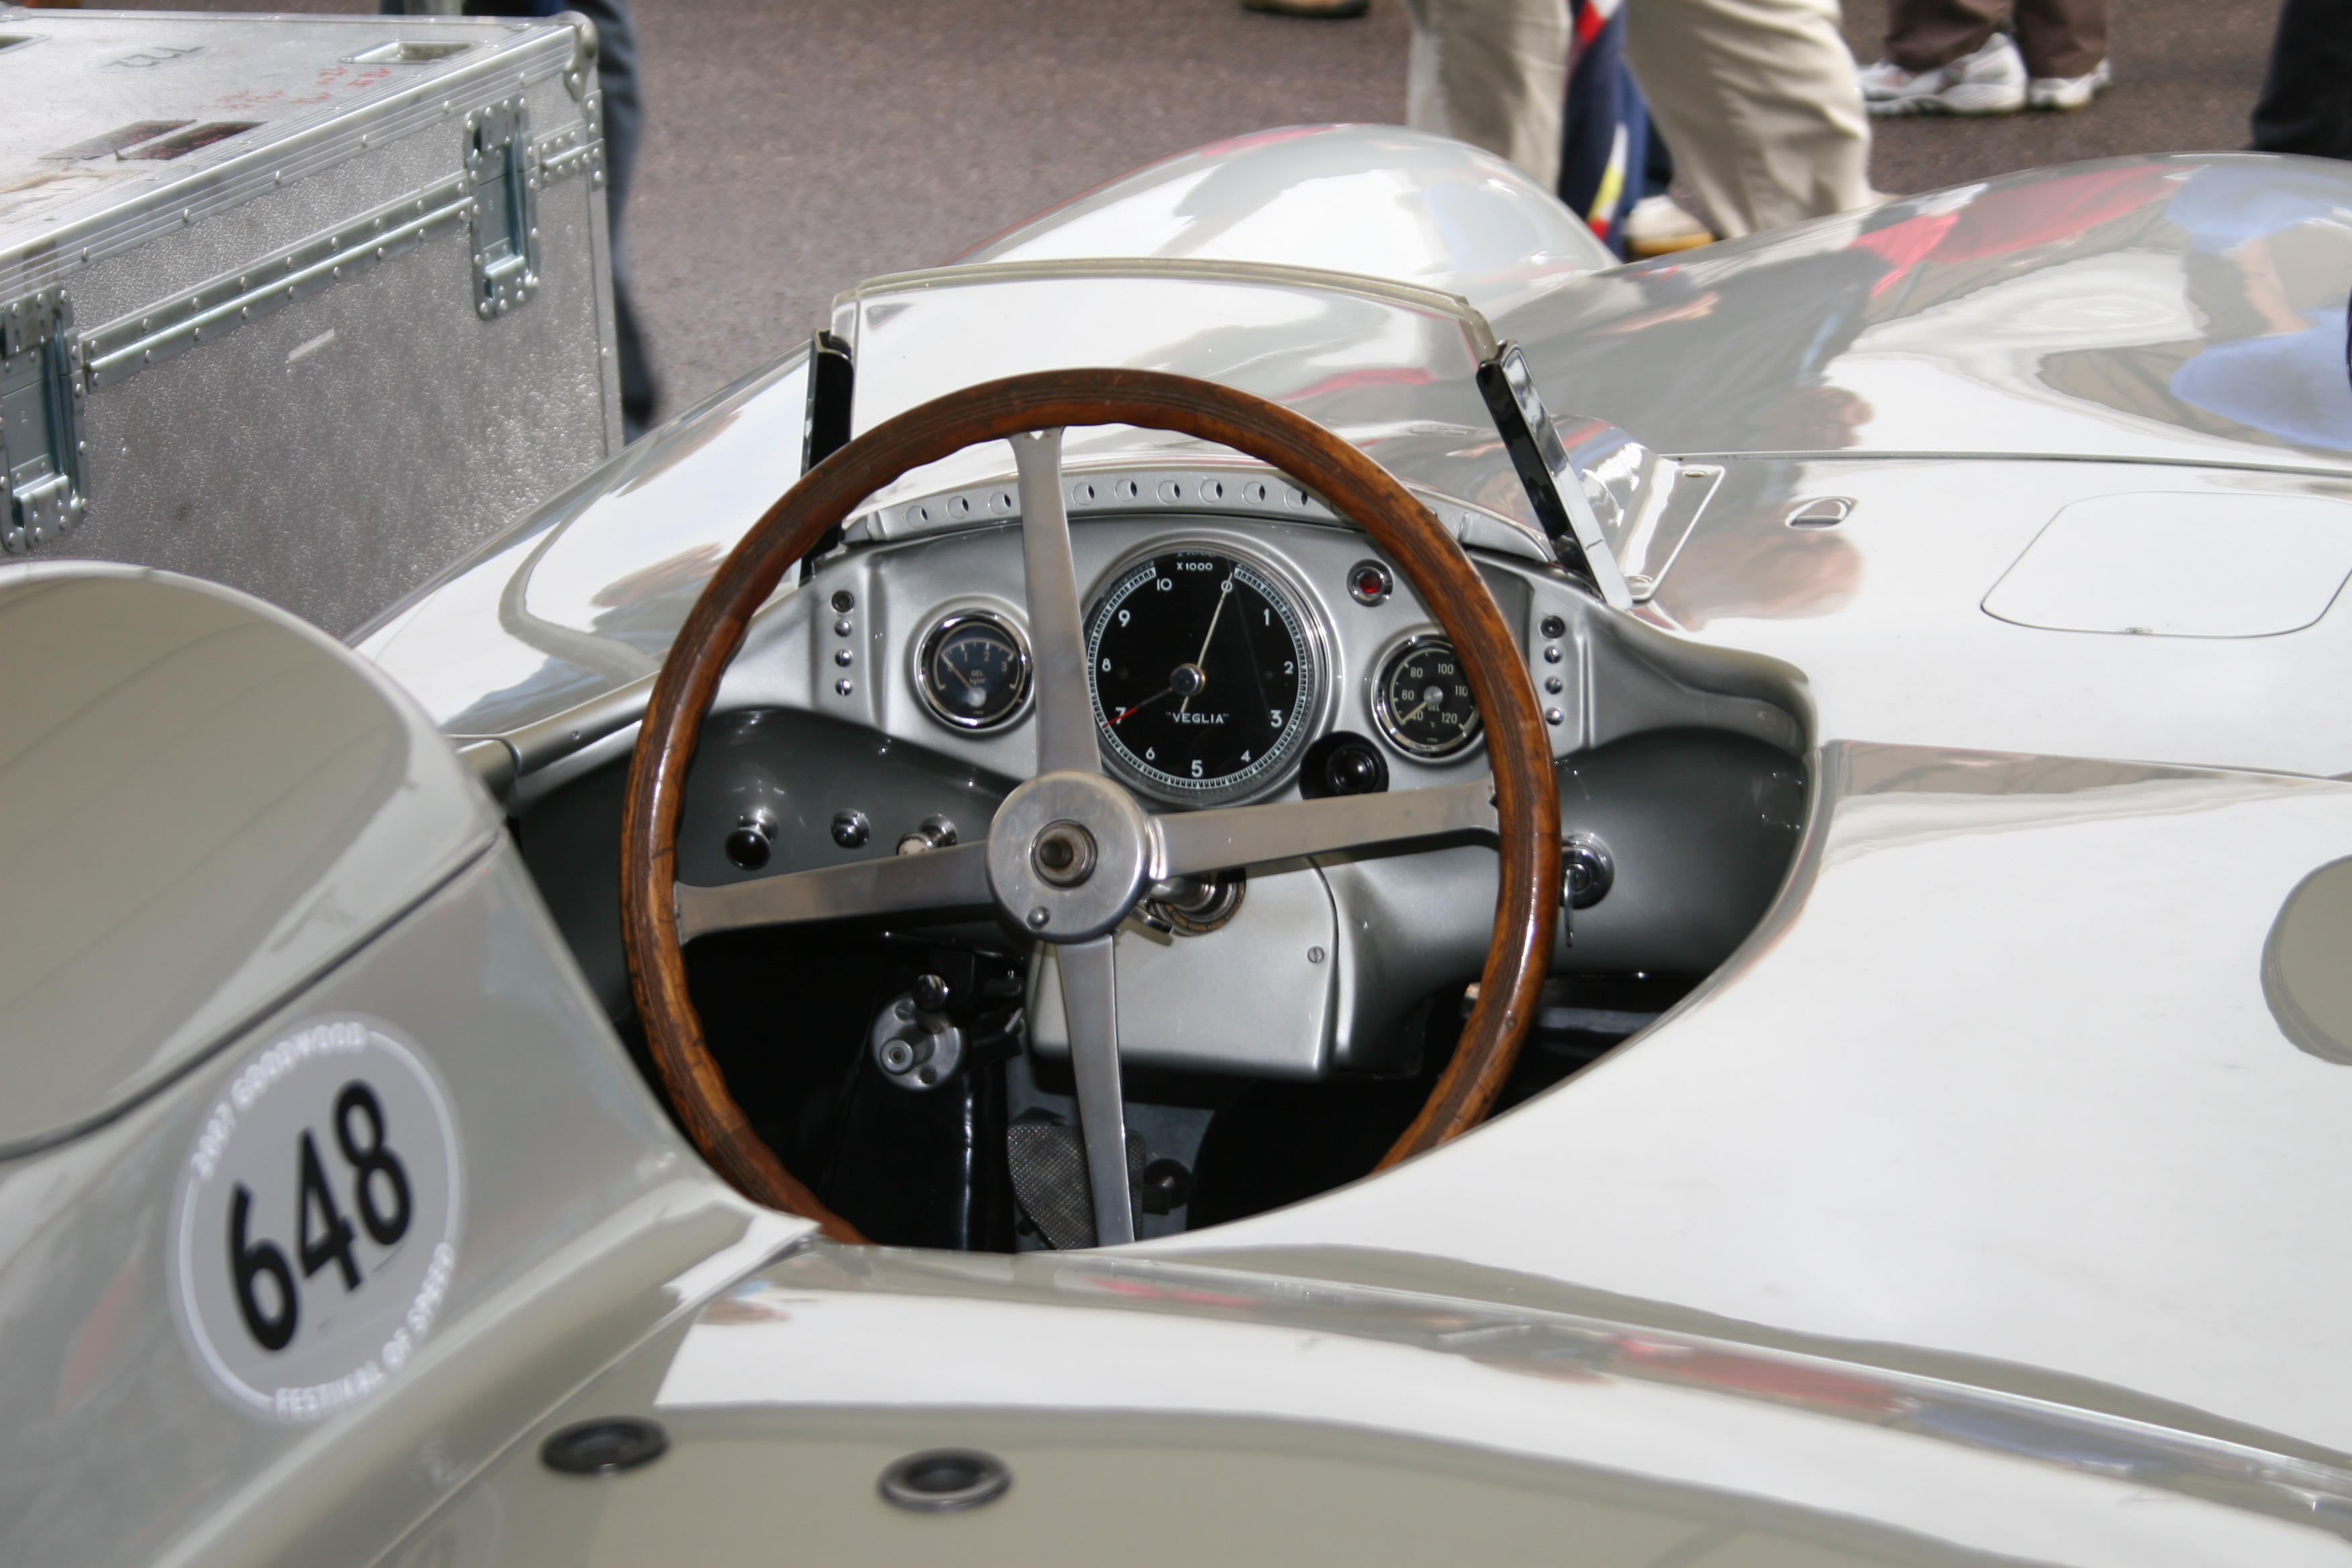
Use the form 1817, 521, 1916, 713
230, 1081, 411, 1352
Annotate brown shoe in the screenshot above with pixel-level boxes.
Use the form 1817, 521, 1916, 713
1242, 0, 1370, 17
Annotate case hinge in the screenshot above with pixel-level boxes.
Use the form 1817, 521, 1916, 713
466, 98, 539, 319
0, 289, 86, 554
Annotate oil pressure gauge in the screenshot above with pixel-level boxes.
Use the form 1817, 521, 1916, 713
1373, 634, 1481, 759
915, 610, 1031, 731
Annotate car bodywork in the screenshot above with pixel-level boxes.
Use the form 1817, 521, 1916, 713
12, 125, 2352, 1564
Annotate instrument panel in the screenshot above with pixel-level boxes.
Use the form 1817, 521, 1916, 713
778, 507, 1567, 816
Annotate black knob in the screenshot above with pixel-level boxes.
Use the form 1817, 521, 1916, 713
830, 810, 871, 849
1138, 1158, 1193, 1215
724, 826, 771, 870
1562, 834, 1614, 909
1323, 743, 1386, 795
912, 973, 950, 1012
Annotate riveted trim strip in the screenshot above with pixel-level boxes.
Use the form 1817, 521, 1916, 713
82, 176, 470, 387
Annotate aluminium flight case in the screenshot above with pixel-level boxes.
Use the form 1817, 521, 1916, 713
0, 7, 622, 637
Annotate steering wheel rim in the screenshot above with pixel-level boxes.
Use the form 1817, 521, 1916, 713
622, 368, 1561, 1245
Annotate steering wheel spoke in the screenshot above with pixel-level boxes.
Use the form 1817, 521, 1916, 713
1052, 934, 1136, 1246
674, 840, 994, 942
1012, 428, 1101, 777
1151, 776, 1498, 879
624, 369, 1558, 1247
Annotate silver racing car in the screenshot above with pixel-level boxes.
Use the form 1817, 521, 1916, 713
13, 122, 2352, 1565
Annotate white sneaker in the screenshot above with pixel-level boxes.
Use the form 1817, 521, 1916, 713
1624, 195, 1714, 258
2029, 56, 2111, 110
1863, 32, 2028, 117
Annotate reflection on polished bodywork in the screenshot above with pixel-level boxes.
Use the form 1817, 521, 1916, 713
358, 352, 812, 738
961, 124, 1615, 309
1500, 155, 2352, 471
1632, 456, 2352, 776
377, 1234, 2352, 1567
1149, 744, 2352, 1473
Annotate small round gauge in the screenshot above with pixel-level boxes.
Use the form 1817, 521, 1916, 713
915, 610, 1031, 731
1373, 635, 1482, 758
1087, 546, 1320, 802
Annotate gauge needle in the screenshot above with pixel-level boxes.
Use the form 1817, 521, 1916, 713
1398, 697, 1430, 725
1181, 579, 1232, 714
1110, 688, 1173, 726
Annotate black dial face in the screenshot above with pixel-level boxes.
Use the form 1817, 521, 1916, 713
916, 612, 1030, 730
1374, 636, 1481, 758
1087, 548, 1319, 802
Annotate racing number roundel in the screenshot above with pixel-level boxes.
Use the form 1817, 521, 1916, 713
169, 1018, 462, 1423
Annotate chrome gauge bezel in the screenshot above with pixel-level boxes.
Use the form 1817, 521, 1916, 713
912, 607, 1033, 733
1083, 537, 1330, 806
1370, 630, 1485, 761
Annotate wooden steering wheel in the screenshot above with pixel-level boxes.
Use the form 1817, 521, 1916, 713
622, 369, 1561, 1245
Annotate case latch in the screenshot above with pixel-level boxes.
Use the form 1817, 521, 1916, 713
0, 289, 86, 554
466, 98, 539, 318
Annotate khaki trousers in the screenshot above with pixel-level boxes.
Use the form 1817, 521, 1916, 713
1626, 0, 1876, 237
1404, 0, 1875, 240
1404, 0, 1573, 189
1883, 0, 2107, 81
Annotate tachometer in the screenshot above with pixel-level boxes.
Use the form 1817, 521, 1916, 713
1087, 547, 1319, 802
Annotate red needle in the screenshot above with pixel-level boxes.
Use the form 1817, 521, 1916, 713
1110, 688, 1173, 726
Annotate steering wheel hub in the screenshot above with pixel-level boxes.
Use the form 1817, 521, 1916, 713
987, 769, 1154, 941
1032, 820, 1098, 887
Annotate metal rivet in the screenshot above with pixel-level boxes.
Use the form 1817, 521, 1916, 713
879, 1451, 1011, 1514
1545, 675, 1563, 694
1308, 946, 1326, 963
834, 648, 853, 667
834, 618, 853, 637
1545, 708, 1565, 726
542, 1418, 667, 1476
834, 678, 854, 697
1542, 646, 1562, 664
1026, 908, 1050, 930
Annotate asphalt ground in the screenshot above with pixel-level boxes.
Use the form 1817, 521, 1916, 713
109, 0, 2284, 425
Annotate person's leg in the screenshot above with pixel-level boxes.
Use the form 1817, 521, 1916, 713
558, 0, 659, 436
2251, 0, 2352, 159
1405, 0, 1573, 187
2011, 0, 2106, 81
1881, 0, 2006, 72
1626, 0, 1874, 236
1557, 0, 1645, 252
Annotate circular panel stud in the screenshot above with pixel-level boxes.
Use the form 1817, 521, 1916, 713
543, 1418, 669, 1476
879, 1449, 1012, 1513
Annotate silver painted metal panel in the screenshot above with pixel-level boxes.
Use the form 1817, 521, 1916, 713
1633, 456, 2352, 777
961, 123, 1616, 309
0, 561, 495, 1155
1981, 490, 2352, 636
382, 1242, 2352, 1564
1148, 743, 2352, 1467
1494, 154, 2352, 475
0, 836, 807, 1566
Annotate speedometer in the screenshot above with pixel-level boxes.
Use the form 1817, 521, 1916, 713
1087, 546, 1320, 803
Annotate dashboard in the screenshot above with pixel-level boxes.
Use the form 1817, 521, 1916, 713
513, 460, 1807, 1094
